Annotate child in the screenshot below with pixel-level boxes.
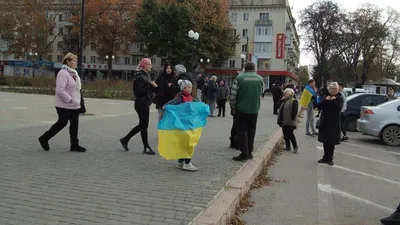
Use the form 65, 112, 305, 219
163, 79, 199, 171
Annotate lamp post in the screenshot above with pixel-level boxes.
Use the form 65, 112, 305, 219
105, 55, 115, 78
77, 0, 85, 79
29, 52, 38, 77
188, 30, 199, 73
240, 53, 246, 71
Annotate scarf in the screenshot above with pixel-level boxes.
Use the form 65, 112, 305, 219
181, 91, 193, 103
62, 64, 82, 90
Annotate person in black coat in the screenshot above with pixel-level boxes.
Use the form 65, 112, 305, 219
174, 64, 193, 83
120, 58, 157, 155
316, 80, 331, 117
271, 81, 283, 114
317, 82, 344, 165
153, 63, 180, 120
206, 76, 218, 117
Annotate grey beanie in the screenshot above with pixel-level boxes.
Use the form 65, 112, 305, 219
175, 64, 187, 75
177, 79, 192, 90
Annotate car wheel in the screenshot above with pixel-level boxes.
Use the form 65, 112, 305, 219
381, 126, 400, 147
344, 116, 358, 132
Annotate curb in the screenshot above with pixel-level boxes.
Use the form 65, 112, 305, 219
189, 128, 283, 225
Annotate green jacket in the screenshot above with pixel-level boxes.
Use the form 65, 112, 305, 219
229, 71, 264, 114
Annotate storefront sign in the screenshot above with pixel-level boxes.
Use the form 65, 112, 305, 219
276, 33, 285, 59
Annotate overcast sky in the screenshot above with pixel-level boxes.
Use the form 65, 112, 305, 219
290, 0, 399, 66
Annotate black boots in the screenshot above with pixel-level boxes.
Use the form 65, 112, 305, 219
120, 138, 129, 151
38, 135, 50, 151
70, 139, 86, 152
381, 211, 400, 225
143, 146, 156, 155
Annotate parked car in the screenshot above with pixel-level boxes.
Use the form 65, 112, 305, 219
357, 99, 400, 146
343, 88, 369, 97
342, 93, 389, 131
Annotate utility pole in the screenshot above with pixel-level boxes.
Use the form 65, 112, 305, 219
77, 0, 85, 78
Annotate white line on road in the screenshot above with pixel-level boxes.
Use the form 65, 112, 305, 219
341, 142, 400, 156
318, 184, 393, 212
321, 164, 400, 186
317, 146, 400, 168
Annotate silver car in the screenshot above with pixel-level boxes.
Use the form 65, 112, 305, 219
357, 99, 400, 146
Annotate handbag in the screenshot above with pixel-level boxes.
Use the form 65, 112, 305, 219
78, 90, 86, 114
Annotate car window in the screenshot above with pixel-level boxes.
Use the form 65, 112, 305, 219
346, 93, 364, 101
361, 96, 374, 106
370, 95, 385, 106
398, 105, 400, 111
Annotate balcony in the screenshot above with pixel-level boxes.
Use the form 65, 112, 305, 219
255, 20, 273, 26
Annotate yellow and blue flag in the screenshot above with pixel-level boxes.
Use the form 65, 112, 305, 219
299, 85, 317, 108
158, 102, 210, 160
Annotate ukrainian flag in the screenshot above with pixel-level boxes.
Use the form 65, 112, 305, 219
158, 102, 210, 160
299, 85, 317, 108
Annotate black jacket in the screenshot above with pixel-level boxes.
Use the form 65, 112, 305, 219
196, 76, 206, 90
177, 72, 193, 83
206, 80, 218, 101
317, 94, 344, 145
153, 72, 179, 109
133, 70, 155, 107
271, 85, 283, 101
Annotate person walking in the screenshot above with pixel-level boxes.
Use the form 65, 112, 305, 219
38, 52, 86, 152
303, 79, 318, 136
196, 73, 206, 101
277, 88, 299, 153
317, 82, 344, 166
338, 82, 349, 141
120, 58, 158, 155
153, 63, 179, 120
230, 62, 264, 161
217, 80, 229, 117
206, 76, 218, 117
271, 81, 283, 115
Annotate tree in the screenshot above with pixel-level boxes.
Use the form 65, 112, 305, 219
72, 0, 142, 78
299, 0, 345, 86
135, 0, 238, 71
0, 0, 66, 61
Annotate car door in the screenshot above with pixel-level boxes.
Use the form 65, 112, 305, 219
346, 95, 364, 117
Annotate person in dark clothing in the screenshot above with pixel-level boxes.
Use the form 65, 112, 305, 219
120, 58, 157, 155
316, 80, 331, 117
381, 202, 400, 224
196, 73, 206, 101
271, 81, 283, 114
217, 80, 229, 117
174, 64, 193, 83
207, 76, 218, 117
317, 82, 344, 166
153, 63, 180, 120
277, 88, 299, 153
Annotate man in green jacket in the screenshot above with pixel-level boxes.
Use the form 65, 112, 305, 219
230, 62, 264, 161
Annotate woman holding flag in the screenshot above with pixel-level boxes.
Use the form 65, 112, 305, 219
299, 79, 318, 136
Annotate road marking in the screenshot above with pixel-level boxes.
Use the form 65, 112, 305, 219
318, 184, 392, 212
317, 146, 400, 168
321, 164, 400, 186
341, 142, 400, 156
11, 107, 28, 110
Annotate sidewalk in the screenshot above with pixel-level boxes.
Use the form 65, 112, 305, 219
0, 92, 279, 225
243, 120, 400, 225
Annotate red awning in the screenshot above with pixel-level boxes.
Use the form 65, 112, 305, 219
205, 68, 299, 81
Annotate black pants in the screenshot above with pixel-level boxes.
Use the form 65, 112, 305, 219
178, 159, 191, 164
282, 126, 298, 149
217, 99, 226, 117
397, 202, 400, 213
235, 110, 258, 157
341, 112, 347, 137
273, 99, 279, 114
230, 114, 237, 142
123, 102, 150, 148
323, 143, 335, 161
42, 107, 79, 144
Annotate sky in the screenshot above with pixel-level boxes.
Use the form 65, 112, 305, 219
290, 0, 399, 66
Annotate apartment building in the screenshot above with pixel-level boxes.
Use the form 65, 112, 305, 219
207, 0, 300, 89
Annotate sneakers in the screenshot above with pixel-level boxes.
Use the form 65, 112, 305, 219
143, 147, 156, 155
293, 148, 299, 154
177, 162, 184, 169
312, 132, 318, 135
182, 163, 198, 171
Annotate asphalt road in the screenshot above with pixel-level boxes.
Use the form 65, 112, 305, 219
243, 120, 400, 225
0, 92, 278, 225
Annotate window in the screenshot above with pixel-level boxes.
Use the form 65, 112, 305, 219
133, 56, 141, 65
229, 60, 235, 68
254, 43, 272, 53
59, 27, 63, 35
115, 57, 120, 65
230, 13, 237, 22
57, 41, 63, 49
243, 13, 249, 21
57, 55, 63, 62
48, 14, 54, 21
58, 14, 63, 22
47, 55, 52, 62
256, 27, 271, 36
259, 13, 269, 21
151, 58, 156, 65
125, 57, 131, 65
64, 13, 72, 20
241, 44, 247, 52
242, 29, 248, 38
233, 29, 236, 37
131, 43, 143, 52
90, 43, 96, 50
90, 56, 96, 63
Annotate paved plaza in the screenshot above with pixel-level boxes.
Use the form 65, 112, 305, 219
0, 92, 278, 225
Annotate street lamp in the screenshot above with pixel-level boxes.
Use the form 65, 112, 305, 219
200, 58, 210, 63
188, 30, 199, 73
78, 0, 85, 79
105, 55, 115, 60
29, 52, 38, 77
